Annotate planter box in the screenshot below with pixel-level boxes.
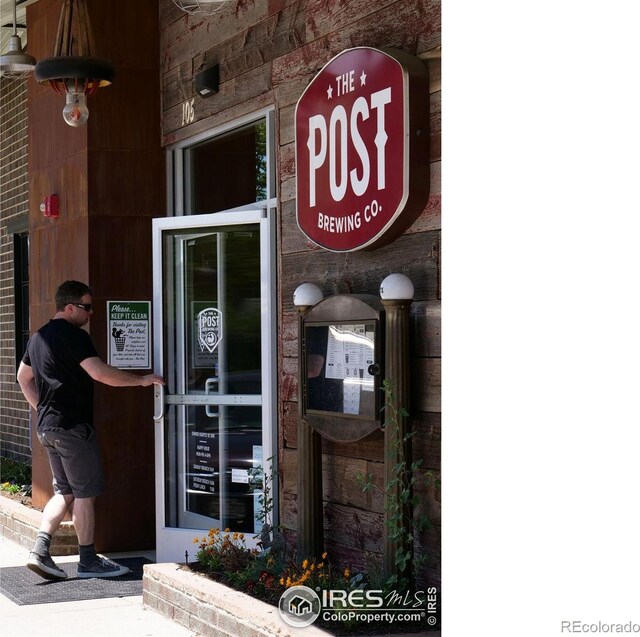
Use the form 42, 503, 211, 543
0, 494, 77, 556
143, 562, 332, 637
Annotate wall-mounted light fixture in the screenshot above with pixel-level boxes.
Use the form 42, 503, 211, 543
34, 0, 114, 127
293, 283, 324, 311
379, 273, 415, 300
195, 64, 219, 98
0, 0, 36, 79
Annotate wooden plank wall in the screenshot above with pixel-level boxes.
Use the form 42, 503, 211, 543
160, 0, 441, 587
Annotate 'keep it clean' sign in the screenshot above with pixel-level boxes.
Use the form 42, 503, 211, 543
295, 47, 429, 252
107, 301, 151, 369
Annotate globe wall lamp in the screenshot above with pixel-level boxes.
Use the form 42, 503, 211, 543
34, 0, 114, 127
293, 283, 324, 312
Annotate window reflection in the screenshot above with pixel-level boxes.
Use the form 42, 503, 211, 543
189, 120, 267, 213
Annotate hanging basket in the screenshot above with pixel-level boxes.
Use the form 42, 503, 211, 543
172, 0, 228, 15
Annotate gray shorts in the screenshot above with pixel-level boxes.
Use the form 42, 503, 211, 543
37, 423, 105, 498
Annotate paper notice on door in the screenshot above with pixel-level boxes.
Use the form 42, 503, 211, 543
231, 468, 249, 484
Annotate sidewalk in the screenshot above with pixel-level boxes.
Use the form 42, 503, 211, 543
0, 534, 195, 637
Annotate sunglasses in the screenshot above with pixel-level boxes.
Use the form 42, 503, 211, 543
72, 303, 93, 312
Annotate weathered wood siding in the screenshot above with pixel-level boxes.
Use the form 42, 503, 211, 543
160, 0, 441, 587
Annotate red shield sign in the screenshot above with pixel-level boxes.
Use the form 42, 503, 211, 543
295, 47, 428, 252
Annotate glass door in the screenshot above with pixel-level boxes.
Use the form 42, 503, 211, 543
152, 210, 275, 562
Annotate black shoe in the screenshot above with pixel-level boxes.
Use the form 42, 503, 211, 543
77, 556, 130, 578
27, 552, 68, 580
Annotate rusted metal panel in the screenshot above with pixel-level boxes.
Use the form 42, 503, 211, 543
27, 0, 164, 552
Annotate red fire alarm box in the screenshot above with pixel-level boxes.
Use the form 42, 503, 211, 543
42, 194, 59, 219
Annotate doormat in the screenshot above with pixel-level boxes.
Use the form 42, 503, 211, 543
0, 557, 152, 606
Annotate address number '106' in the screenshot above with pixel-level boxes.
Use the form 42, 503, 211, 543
182, 98, 195, 126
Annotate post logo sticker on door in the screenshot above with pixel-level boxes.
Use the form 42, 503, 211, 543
198, 308, 223, 353
295, 47, 429, 252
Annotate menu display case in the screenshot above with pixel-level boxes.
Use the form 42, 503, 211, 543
300, 295, 384, 442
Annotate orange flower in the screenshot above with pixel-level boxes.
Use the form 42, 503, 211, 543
344, 568, 350, 579
322, 552, 328, 560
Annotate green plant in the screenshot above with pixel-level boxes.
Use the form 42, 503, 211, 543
357, 379, 436, 590
0, 457, 31, 484
231, 551, 282, 603
246, 456, 275, 530
194, 528, 259, 575
191, 530, 431, 633
0, 457, 32, 497
1, 482, 21, 495
189, 435, 431, 632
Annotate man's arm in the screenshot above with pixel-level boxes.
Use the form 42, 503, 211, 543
80, 357, 164, 387
17, 362, 39, 410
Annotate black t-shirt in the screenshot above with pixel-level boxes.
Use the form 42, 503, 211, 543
22, 318, 99, 431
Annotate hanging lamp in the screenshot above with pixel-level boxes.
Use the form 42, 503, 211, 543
172, 0, 228, 15
0, 0, 36, 79
34, 0, 114, 127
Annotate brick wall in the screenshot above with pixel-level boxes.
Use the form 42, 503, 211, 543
0, 76, 31, 462
0, 494, 76, 555
143, 563, 331, 637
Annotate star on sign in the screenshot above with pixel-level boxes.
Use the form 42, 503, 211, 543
360, 70, 367, 86
327, 84, 333, 99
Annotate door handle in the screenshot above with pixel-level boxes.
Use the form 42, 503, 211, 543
153, 384, 167, 422
205, 376, 219, 418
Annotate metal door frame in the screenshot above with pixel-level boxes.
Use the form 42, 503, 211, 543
152, 209, 276, 562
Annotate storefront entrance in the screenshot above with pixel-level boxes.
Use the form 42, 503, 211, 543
152, 209, 276, 562
151, 112, 276, 562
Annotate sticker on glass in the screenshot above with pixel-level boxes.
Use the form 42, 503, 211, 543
197, 307, 223, 354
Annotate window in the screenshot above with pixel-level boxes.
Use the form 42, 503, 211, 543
185, 118, 272, 214
14, 233, 29, 370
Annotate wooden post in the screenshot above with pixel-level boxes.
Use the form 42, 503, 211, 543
296, 304, 324, 559
381, 283, 413, 586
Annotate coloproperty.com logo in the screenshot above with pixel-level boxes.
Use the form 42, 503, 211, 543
278, 585, 437, 628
